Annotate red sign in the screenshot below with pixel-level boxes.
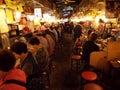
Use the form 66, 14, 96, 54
0, 0, 3, 4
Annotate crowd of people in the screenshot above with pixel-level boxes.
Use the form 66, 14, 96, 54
0, 19, 120, 89
0, 21, 63, 90
64, 19, 120, 66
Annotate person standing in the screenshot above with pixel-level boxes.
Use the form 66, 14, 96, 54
73, 22, 82, 42
97, 19, 105, 38
10, 42, 40, 80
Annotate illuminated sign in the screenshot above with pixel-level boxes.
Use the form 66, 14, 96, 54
34, 8, 42, 18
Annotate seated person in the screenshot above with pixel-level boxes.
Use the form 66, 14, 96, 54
28, 36, 49, 72
109, 29, 120, 42
36, 32, 49, 55
0, 49, 26, 90
10, 41, 40, 81
82, 32, 100, 65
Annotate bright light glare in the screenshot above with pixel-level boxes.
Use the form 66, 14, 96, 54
14, 11, 21, 22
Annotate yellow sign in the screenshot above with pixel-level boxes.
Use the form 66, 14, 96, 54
0, 9, 9, 33
17, 5, 23, 12
5, 9, 14, 23
5, 0, 23, 12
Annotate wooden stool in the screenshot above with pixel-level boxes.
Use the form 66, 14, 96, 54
81, 71, 98, 85
84, 83, 104, 90
71, 55, 81, 71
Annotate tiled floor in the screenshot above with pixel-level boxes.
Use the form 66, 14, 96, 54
46, 33, 120, 90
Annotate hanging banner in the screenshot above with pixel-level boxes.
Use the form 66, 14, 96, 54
4, 0, 17, 5
7, 4, 17, 10
17, 5, 23, 12
0, 9, 9, 33
4, 0, 23, 12
5, 9, 14, 23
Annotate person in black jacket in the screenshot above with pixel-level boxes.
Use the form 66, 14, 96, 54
73, 22, 82, 42
82, 32, 100, 65
10, 42, 40, 77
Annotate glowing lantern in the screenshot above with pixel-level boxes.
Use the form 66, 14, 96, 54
20, 17, 27, 25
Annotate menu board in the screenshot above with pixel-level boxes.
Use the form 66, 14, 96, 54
105, 0, 120, 18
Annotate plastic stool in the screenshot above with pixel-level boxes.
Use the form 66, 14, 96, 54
81, 71, 97, 85
71, 55, 81, 71
84, 83, 103, 90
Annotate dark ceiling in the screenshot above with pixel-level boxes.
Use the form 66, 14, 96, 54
47, 0, 83, 18
49, 0, 82, 9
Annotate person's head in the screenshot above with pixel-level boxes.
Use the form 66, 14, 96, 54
0, 49, 16, 72
28, 37, 40, 45
89, 32, 98, 41
28, 37, 41, 53
99, 19, 104, 23
10, 42, 28, 59
87, 30, 93, 38
111, 29, 118, 36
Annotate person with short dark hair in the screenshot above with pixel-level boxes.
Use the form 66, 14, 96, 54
28, 36, 49, 72
87, 30, 93, 39
0, 49, 26, 90
10, 42, 39, 78
11, 41, 28, 55
98, 19, 105, 38
73, 22, 82, 42
82, 32, 100, 65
